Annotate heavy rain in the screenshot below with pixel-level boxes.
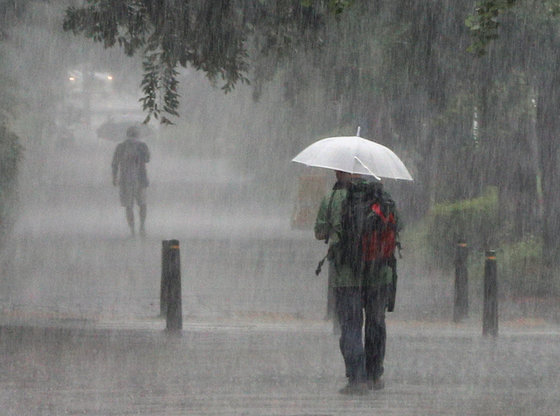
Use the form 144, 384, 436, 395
1, 1, 560, 415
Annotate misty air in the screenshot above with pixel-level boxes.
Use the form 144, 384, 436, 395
1, 1, 559, 415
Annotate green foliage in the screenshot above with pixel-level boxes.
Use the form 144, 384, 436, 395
407, 208, 550, 296
327, 0, 354, 15
427, 187, 500, 268
465, 0, 517, 56
549, 0, 560, 16
303, 0, 353, 15
139, 49, 180, 125
500, 236, 545, 296
466, 235, 559, 297
63, 0, 251, 124
396, 219, 432, 270
465, 0, 560, 55
62, 0, 329, 124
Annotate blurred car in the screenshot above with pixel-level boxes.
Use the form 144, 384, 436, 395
67, 69, 114, 95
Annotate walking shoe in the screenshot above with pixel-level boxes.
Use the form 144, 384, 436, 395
368, 377, 385, 390
338, 381, 369, 395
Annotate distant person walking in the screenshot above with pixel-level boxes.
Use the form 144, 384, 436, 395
111, 126, 150, 237
315, 170, 400, 395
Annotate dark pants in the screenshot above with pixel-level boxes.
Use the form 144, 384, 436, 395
363, 284, 388, 381
334, 285, 388, 383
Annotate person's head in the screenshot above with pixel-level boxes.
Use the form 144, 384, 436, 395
335, 170, 370, 183
371, 180, 384, 195
335, 170, 352, 184
126, 126, 140, 139
366, 175, 383, 189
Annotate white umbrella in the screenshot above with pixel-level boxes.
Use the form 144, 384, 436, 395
292, 135, 413, 181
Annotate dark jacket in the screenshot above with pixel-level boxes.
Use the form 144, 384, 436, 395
112, 138, 150, 188
314, 179, 399, 288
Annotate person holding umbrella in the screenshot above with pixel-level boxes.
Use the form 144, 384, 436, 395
294, 132, 410, 395
314, 170, 400, 394
111, 126, 150, 237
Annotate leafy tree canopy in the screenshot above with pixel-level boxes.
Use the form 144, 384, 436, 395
465, 0, 560, 55
63, 0, 331, 124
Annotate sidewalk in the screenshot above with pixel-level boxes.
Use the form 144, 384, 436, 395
2, 312, 560, 416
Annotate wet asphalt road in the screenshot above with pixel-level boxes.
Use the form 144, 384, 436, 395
1, 320, 560, 415
1, 140, 560, 415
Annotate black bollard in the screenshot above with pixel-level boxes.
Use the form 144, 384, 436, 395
160, 240, 171, 317
453, 240, 469, 322
161, 239, 182, 330
166, 240, 183, 330
483, 250, 498, 337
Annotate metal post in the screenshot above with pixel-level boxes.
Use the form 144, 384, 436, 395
160, 240, 171, 317
453, 240, 469, 322
166, 240, 182, 330
483, 250, 498, 337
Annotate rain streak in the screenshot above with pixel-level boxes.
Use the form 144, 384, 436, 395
1, 1, 559, 415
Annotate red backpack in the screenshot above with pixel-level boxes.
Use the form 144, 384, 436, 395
361, 202, 397, 261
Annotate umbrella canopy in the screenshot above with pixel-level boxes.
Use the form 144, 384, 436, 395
292, 135, 413, 181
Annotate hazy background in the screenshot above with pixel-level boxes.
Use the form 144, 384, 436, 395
1, 2, 560, 415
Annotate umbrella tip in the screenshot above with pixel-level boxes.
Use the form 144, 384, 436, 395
356, 126, 361, 137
